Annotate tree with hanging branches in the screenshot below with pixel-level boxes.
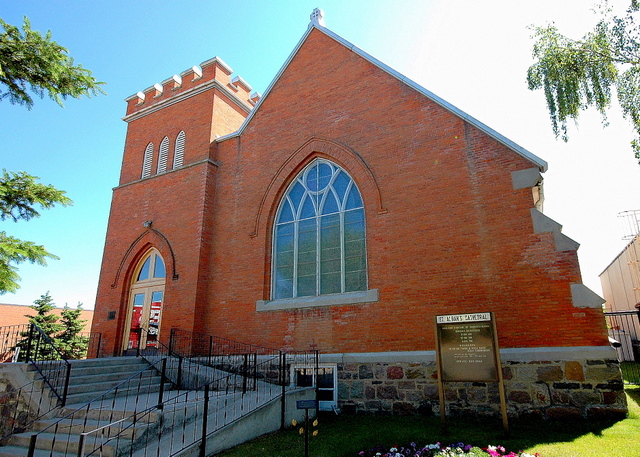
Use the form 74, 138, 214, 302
527, 1, 640, 162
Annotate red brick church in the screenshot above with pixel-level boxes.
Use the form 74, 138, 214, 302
92, 10, 625, 418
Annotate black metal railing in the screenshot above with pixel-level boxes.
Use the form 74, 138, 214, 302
0, 323, 30, 362
75, 350, 317, 457
0, 376, 56, 444
605, 310, 640, 384
10, 327, 318, 457
26, 356, 171, 457
0, 324, 102, 363
0, 323, 72, 443
24, 324, 73, 405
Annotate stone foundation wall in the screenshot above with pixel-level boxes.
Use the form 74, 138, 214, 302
0, 364, 51, 442
326, 347, 627, 420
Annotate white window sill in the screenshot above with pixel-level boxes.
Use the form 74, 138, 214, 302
256, 289, 379, 311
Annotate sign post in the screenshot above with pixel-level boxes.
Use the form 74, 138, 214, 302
435, 312, 509, 436
296, 400, 318, 457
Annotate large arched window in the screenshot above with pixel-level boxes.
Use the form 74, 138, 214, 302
272, 159, 367, 299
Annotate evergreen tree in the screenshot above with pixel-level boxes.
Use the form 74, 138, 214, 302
57, 303, 89, 360
0, 170, 72, 293
0, 16, 103, 293
0, 17, 104, 108
18, 292, 63, 360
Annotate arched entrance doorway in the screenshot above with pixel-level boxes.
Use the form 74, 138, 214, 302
123, 249, 166, 353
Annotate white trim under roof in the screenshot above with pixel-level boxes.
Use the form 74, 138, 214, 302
217, 23, 548, 172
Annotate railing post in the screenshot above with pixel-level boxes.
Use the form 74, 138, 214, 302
62, 363, 71, 407
208, 335, 213, 366
315, 350, 319, 403
27, 433, 37, 457
26, 324, 34, 362
242, 353, 248, 394
77, 433, 87, 457
280, 351, 286, 431
177, 356, 183, 389
95, 333, 102, 358
158, 358, 167, 409
253, 352, 258, 390
136, 328, 142, 357
169, 328, 176, 354
199, 383, 210, 457
34, 332, 41, 362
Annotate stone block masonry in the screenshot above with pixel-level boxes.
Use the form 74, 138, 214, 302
327, 349, 627, 419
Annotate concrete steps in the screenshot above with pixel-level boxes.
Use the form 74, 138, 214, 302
63, 357, 162, 406
8, 431, 125, 457
31, 417, 151, 440
1, 356, 290, 457
1, 357, 163, 457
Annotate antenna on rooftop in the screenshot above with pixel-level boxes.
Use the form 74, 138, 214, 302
618, 210, 640, 240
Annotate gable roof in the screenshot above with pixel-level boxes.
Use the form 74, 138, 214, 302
217, 19, 548, 173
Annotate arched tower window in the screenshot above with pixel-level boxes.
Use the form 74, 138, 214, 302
124, 249, 166, 352
142, 143, 154, 179
157, 137, 169, 174
272, 159, 367, 299
173, 131, 185, 169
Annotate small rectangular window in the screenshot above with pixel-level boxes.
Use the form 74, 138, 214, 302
292, 365, 337, 411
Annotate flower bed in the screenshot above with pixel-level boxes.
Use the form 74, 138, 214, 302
357, 443, 539, 457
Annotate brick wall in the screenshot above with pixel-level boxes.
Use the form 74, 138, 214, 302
199, 29, 607, 353
93, 28, 611, 379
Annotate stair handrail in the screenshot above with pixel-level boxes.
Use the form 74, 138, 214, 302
136, 327, 286, 392
26, 357, 169, 457
31, 357, 167, 435
25, 324, 73, 405
21, 327, 318, 457
0, 323, 72, 443
0, 323, 30, 363
76, 352, 314, 457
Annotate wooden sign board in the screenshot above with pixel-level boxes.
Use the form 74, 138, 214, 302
436, 312, 497, 382
435, 312, 509, 435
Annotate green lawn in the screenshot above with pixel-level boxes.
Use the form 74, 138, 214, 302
620, 362, 640, 384
215, 387, 640, 457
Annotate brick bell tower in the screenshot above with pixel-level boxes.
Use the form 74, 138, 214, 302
92, 57, 258, 356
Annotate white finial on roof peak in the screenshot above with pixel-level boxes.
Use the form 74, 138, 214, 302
310, 8, 325, 27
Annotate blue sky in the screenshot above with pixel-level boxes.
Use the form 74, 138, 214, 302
2, 0, 640, 309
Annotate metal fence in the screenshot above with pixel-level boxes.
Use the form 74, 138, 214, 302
0, 324, 102, 362
0, 324, 72, 443
604, 310, 640, 384
22, 327, 318, 457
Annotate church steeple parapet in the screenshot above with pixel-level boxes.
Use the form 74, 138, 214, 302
124, 56, 255, 118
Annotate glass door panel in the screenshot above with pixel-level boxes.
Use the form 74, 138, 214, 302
127, 293, 145, 350
317, 367, 336, 409
146, 290, 163, 348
